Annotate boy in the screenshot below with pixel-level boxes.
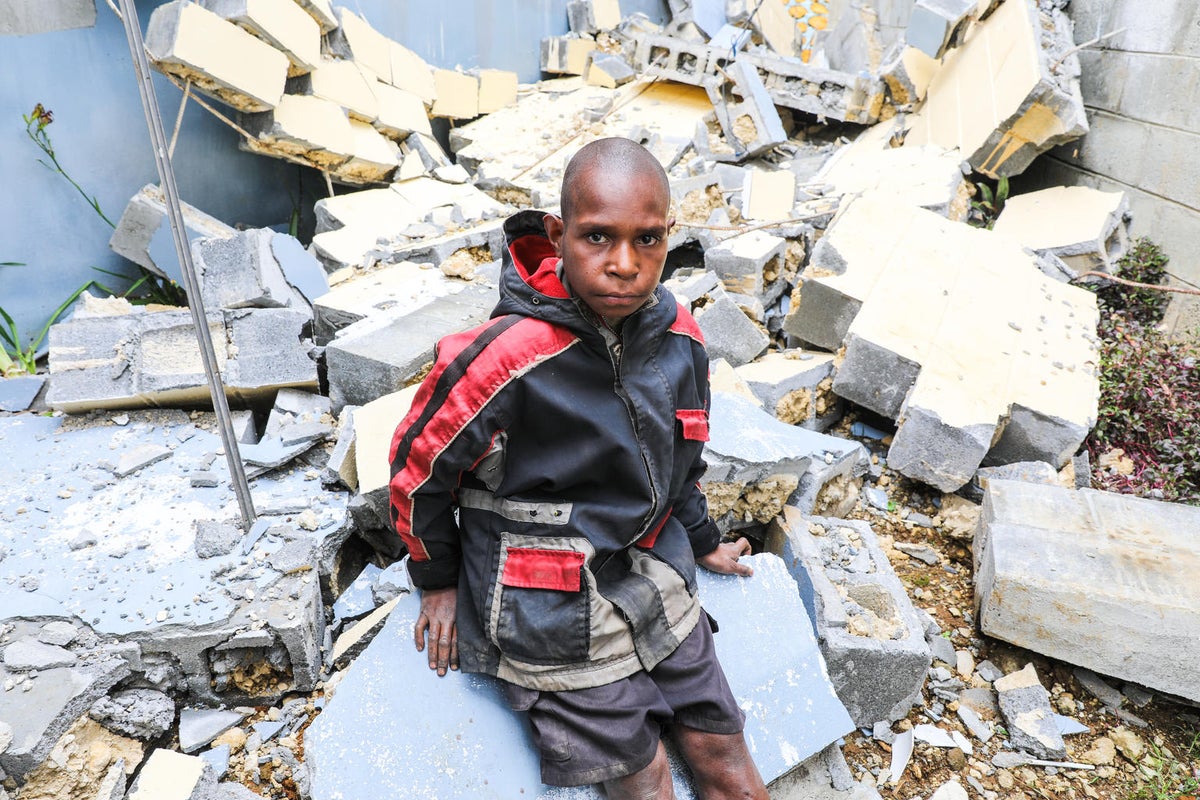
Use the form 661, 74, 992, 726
389, 137, 768, 798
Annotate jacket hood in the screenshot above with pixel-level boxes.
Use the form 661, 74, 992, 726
493, 209, 677, 340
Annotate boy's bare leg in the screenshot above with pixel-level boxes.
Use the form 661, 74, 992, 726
603, 740, 674, 800
673, 727, 768, 800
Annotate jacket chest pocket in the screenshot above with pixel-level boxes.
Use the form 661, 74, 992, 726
488, 534, 592, 665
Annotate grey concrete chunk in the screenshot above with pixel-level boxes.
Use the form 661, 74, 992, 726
976, 480, 1200, 703
4, 640, 76, 670
907, 0, 975, 59
193, 228, 306, 310
114, 443, 173, 478
956, 705, 993, 743
178, 708, 246, 754
308, 554, 853, 797
194, 519, 242, 559
995, 663, 1067, 760
769, 511, 931, 725
109, 184, 235, 280
691, 285, 769, 368
89, 689, 176, 740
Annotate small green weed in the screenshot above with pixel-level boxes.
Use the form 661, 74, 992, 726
1130, 731, 1200, 800
968, 175, 1009, 229
0, 265, 101, 376
1085, 239, 1200, 504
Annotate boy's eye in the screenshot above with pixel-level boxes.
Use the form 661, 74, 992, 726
585, 232, 607, 244
637, 234, 661, 246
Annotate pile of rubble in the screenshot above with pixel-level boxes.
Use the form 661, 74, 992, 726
2, 0, 1195, 799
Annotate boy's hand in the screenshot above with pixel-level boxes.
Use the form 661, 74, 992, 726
415, 586, 459, 676
697, 537, 754, 577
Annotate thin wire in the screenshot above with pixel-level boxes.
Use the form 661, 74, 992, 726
168, 80, 191, 159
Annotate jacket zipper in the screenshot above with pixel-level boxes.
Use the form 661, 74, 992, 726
606, 332, 659, 547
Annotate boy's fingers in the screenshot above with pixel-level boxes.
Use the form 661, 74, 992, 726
414, 615, 428, 652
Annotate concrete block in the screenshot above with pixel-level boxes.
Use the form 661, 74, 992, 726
738, 51, 886, 125
128, 749, 215, 799
742, 167, 796, 222
200, 0, 321, 76
238, 93, 356, 172
336, 119, 400, 185
387, 42, 437, 107
567, 0, 621, 33
584, 51, 637, 88
110, 184, 235, 280
975, 479, 1200, 704
702, 58, 788, 160
0, 0, 95, 35
313, 186, 420, 235
540, 34, 597, 75
704, 392, 865, 532
350, 386, 419, 521
785, 191, 1099, 491
768, 509, 932, 726
734, 350, 841, 431
703, 228, 789, 304
633, 33, 713, 86
307, 553, 853, 797
325, 7, 392, 81
994, 664, 1066, 760
816, 140, 970, 219
325, 283, 497, 411
144, 0, 288, 113
903, 0, 1088, 177
992, 186, 1131, 276
431, 69, 480, 120
690, 284, 769, 367
293, 0, 336, 33
311, 261, 465, 345
192, 228, 305, 310
289, 57, 379, 123
907, 0, 976, 59
0, 375, 45, 412
47, 305, 316, 412
476, 69, 519, 113
372, 81, 433, 140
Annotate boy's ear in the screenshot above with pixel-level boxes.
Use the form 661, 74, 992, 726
543, 213, 565, 256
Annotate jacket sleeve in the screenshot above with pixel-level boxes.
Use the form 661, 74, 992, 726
673, 346, 722, 559
387, 322, 513, 590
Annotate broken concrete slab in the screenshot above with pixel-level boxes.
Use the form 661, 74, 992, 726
192, 228, 306, 310
372, 81, 433, 140
110, 184, 236, 281
704, 391, 865, 531
690, 284, 770, 367
738, 51, 886, 125
127, 748, 216, 799
541, 34, 598, 76
704, 228, 790, 305
702, 58, 788, 160
0, 375, 45, 412
311, 261, 466, 345
339, 118, 401, 184
239, 93, 357, 173
902, 0, 1088, 177
567, 0, 621, 34
785, 191, 1100, 491
584, 51, 637, 88
387, 40, 437, 106
815, 139, 971, 220
325, 282, 498, 411
994, 663, 1067, 760
200, 0, 321, 76
347, 385, 418, 526
324, 7, 392, 81
975, 479, 1200, 704
46, 303, 317, 412
145, 0, 289, 113
289, 57, 380, 123
307, 553, 853, 797
431, 69, 480, 120
179, 708, 246, 753
769, 509, 932, 726
907, 0, 976, 59
992, 186, 1131, 277
476, 69, 519, 114
742, 167, 796, 222
734, 350, 840, 431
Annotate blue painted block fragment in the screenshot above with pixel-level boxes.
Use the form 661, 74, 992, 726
0, 375, 45, 412
271, 233, 329, 303
307, 553, 853, 798
332, 563, 384, 623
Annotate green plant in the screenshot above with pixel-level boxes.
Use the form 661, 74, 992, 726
968, 175, 1009, 229
24, 103, 115, 228
0, 267, 101, 376
1085, 239, 1200, 504
1129, 731, 1200, 800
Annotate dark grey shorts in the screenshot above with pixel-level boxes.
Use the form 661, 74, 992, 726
501, 615, 746, 787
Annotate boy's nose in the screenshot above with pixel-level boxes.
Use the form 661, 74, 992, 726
608, 241, 639, 278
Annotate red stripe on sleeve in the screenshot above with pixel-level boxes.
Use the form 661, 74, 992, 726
669, 303, 705, 345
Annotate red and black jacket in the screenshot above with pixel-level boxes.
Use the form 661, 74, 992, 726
388, 210, 721, 690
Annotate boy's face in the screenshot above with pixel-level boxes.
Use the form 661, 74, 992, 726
545, 166, 673, 325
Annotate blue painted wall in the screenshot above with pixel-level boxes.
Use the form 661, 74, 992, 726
0, 0, 667, 355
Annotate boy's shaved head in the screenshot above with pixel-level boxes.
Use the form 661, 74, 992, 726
560, 137, 670, 221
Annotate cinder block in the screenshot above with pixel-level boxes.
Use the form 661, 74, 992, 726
431, 69, 480, 119
742, 167, 796, 222
372, 81, 433, 140
583, 52, 637, 88
289, 58, 380, 123
975, 479, 1200, 704
325, 283, 498, 411
738, 50, 886, 125
690, 284, 769, 367
734, 350, 841, 430
238, 93, 356, 172
906, 0, 976, 59
702, 58, 787, 160
311, 260, 465, 345
388, 41, 437, 106
992, 186, 1131, 276
540, 34, 597, 75
144, 0, 288, 113
633, 33, 712, 86
109, 184, 236, 279
192, 228, 305, 310
325, 7, 392, 80
902, 0, 1088, 177
476, 69, 519, 114
47, 306, 317, 412
200, 0, 321, 76
787, 191, 1099, 491
567, 0, 622, 33
768, 509, 932, 726
703, 229, 788, 304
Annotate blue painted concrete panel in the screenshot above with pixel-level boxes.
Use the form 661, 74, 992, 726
306, 553, 853, 797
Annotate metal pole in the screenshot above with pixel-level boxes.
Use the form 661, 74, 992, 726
116, 0, 257, 530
